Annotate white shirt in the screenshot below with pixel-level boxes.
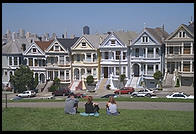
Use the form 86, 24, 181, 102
108, 103, 117, 113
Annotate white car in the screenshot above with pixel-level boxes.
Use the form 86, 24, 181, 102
131, 88, 155, 97
17, 90, 36, 98
166, 92, 194, 99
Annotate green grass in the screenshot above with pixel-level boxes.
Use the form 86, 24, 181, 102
3, 96, 194, 103
2, 107, 194, 131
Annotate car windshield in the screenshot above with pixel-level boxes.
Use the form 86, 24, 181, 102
182, 93, 189, 96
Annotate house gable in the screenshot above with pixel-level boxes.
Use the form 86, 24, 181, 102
23, 42, 45, 56
45, 39, 68, 53
131, 30, 159, 46
71, 36, 95, 50
100, 33, 126, 48
166, 24, 194, 41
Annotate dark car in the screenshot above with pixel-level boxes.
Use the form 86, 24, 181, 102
114, 87, 134, 94
101, 94, 118, 98
53, 88, 70, 96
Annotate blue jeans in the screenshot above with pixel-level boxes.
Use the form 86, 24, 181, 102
106, 109, 119, 116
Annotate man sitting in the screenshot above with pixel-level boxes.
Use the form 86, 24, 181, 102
64, 93, 79, 115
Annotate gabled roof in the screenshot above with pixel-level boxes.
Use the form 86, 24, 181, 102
145, 27, 169, 44
114, 30, 138, 46
35, 40, 54, 51
56, 37, 79, 50
2, 38, 31, 54
183, 22, 194, 35
83, 34, 108, 48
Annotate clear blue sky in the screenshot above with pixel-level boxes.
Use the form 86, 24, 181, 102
2, 3, 194, 37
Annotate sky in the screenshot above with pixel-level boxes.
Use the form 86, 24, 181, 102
2, 3, 194, 37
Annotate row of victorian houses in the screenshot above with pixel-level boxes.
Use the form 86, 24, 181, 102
2, 21, 194, 92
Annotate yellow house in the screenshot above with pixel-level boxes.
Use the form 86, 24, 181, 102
70, 34, 107, 90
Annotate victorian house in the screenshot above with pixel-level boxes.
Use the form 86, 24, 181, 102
70, 34, 107, 91
98, 31, 138, 90
164, 21, 194, 87
129, 27, 169, 89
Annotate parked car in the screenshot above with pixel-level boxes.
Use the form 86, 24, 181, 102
101, 94, 118, 98
74, 93, 88, 99
166, 92, 194, 99
131, 88, 155, 97
52, 88, 71, 96
10, 96, 23, 101
114, 87, 134, 94
17, 90, 36, 98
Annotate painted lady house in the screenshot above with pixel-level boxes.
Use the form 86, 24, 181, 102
129, 26, 169, 89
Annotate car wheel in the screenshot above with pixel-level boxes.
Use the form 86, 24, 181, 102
133, 94, 137, 97
146, 94, 151, 97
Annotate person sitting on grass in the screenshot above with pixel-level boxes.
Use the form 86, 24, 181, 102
106, 96, 120, 116
64, 92, 79, 115
80, 96, 99, 117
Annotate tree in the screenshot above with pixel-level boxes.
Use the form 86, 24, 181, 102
86, 75, 94, 85
120, 74, 126, 87
10, 65, 34, 93
49, 77, 60, 92
34, 74, 39, 89
153, 71, 163, 89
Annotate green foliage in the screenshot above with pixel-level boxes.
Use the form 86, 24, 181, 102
153, 71, 163, 89
106, 84, 111, 90
2, 108, 194, 131
175, 79, 180, 87
48, 85, 58, 92
120, 74, 126, 86
34, 74, 39, 89
49, 77, 60, 92
53, 77, 60, 87
10, 65, 34, 93
86, 75, 94, 85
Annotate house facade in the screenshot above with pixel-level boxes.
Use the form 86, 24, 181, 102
164, 22, 194, 86
129, 27, 169, 89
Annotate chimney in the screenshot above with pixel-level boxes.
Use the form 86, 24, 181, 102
71, 34, 75, 39
64, 32, 67, 38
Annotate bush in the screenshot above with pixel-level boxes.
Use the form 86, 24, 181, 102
86, 75, 94, 85
48, 85, 58, 92
106, 84, 111, 90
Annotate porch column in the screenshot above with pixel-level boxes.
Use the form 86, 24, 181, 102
17, 57, 19, 66
145, 64, 148, 75
145, 48, 148, 58
64, 70, 66, 80
191, 42, 193, 54
154, 47, 156, 58
58, 70, 60, 79
181, 42, 184, 54
79, 68, 81, 80
33, 58, 35, 67
114, 51, 116, 60
190, 61, 193, 72
181, 61, 183, 72
91, 53, 93, 62
153, 64, 156, 73
53, 71, 54, 80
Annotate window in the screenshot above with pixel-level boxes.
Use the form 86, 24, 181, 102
179, 32, 182, 38
183, 32, 186, 38
116, 67, 120, 75
19, 57, 22, 65
86, 53, 91, 61
142, 36, 148, 43
105, 52, 109, 59
60, 56, 64, 65
76, 54, 80, 61
87, 68, 91, 74
93, 68, 96, 76
156, 65, 159, 71
60, 70, 64, 80
174, 47, 179, 54
5, 71, 7, 76
66, 57, 69, 62
34, 59, 38, 66
9, 57, 12, 65
147, 48, 153, 58
82, 42, 86, 47
123, 67, 126, 74
192, 61, 194, 72
123, 52, 126, 60
55, 46, 59, 51
66, 70, 69, 79
184, 43, 191, 54
169, 46, 173, 54
29, 58, 33, 66
183, 61, 190, 72
135, 48, 139, 57
54, 71, 58, 78
14, 57, 17, 65
33, 48, 36, 53
147, 65, 153, 74
111, 40, 115, 44
116, 51, 120, 60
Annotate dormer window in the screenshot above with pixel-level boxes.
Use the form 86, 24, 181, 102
179, 31, 186, 38
142, 36, 148, 43
111, 40, 115, 44
33, 48, 36, 53
55, 46, 59, 51
82, 42, 86, 47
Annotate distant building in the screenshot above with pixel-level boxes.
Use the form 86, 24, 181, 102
83, 26, 90, 35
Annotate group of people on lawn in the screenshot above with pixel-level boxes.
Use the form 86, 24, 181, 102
64, 93, 120, 116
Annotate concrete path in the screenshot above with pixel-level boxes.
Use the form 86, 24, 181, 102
2, 101, 194, 111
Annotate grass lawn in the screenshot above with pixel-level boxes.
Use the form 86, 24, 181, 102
2, 107, 194, 131
3, 96, 194, 103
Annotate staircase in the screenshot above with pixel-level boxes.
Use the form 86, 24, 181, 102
130, 77, 139, 88
96, 78, 108, 94
163, 73, 174, 88
70, 80, 80, 91
42, 81, 53, 92
36, 83, 46, 93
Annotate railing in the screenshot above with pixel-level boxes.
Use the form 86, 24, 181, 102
136, 77, 142, 88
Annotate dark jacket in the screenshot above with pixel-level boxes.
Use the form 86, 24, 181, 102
85, 102, 99, 113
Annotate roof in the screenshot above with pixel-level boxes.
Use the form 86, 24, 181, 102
183, 22, 194, 35
145, 27, 169, 44
57, 37, 79, 50
35, 40, 54, 51
114, 30, 138, 46
83, 34, 108, 48
2, 38, 31, 54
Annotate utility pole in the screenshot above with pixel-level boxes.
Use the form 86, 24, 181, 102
119, 51, 121, 96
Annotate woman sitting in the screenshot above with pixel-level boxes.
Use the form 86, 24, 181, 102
80, 96, 99, 116
106, 96, 120, 116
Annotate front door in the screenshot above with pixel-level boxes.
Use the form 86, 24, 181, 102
133, 64, 139, 77
104, 67, 108, 78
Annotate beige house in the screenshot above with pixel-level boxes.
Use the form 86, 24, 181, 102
164, 21, 194, 87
